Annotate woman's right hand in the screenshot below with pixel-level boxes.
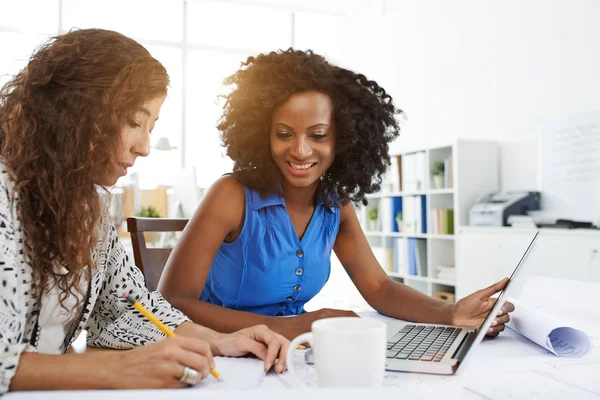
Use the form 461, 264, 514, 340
276, 308, 359, 340
108, 335, 215, 389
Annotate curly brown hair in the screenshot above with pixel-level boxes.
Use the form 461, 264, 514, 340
219, 49, 402, 206
0, 29, 169, 303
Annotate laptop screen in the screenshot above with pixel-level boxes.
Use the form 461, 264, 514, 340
474, 230, 540, 334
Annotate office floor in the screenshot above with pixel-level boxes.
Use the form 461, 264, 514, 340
120, 238, 373, 313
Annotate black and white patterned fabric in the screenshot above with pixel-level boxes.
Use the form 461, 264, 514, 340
0, 160, 189, 393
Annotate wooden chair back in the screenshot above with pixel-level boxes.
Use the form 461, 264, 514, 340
126, 217, 188, 291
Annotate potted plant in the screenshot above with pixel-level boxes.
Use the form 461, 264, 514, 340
367, 208, 378, 231
136, 205, 161, 218
431, 161, 445, 189
395, 211, 403, 232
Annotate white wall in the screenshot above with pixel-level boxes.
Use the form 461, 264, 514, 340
378, 0, 600, 191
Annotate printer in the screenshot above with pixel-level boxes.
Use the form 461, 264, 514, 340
469, 191, 541, 227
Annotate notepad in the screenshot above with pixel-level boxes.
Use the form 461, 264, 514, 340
192, 356, 267, 390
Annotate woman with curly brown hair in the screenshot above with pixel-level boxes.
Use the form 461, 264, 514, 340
0, 29, 288, 393
159, 49, 514, 340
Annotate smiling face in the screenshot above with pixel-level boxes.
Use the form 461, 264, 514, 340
270, 91, 336, 190
96, 95, 165, 186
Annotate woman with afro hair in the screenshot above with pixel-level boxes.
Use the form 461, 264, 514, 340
159, 49, 513, 340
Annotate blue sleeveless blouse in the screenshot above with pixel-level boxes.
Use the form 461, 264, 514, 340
200, 186, 340, 316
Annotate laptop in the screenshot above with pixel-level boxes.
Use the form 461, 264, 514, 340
306, 230, 539, 375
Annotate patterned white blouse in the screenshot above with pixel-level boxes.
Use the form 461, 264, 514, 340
0, 162, 189, 393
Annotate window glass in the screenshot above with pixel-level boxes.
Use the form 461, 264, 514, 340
0, 33, 49, 88
129, 45, 183, 188
185, 49, 249, 188
62, 0, 182, 42
0, 0, 58, 33
187, 1, 292, 52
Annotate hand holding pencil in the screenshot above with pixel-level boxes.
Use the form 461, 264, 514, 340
123, 293, 220, 385
122, 293, 290, 378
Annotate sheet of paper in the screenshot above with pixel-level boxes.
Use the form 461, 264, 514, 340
193, 356, 266, 390
507, 297, 590, 357
518, 276, 600, 335
273, 349, 317, 388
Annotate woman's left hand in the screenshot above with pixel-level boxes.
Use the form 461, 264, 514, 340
213, 325, 289, 373
451, 277, 515, 337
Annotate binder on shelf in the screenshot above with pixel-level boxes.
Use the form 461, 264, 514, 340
396, 155, 403, 192
389, 156, 403, 192
419, 195, 427, 234
402, 152, 426, 192
393, 238, 405, 274
415, 152, 426, 191
402, 153, 415, 192
378, 198, 393, 232
431, 208, 454, 234
391, 197, 402, 232
446, 209, 454, 234
406, 238, 427, 277
402, 195, 427, 234
415, 239, 428, 277
407, 238, 418, 276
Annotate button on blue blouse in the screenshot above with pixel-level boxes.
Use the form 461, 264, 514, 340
200, 185, 340, 316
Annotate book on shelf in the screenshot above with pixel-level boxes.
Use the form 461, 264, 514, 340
402, 152, 426, 192
388, 155, 402, 192
431, 208, 454, 234
403, 195, 427, 234
407, 238, 427, 277
393, 238, 405, 274
407, 238, 416, 276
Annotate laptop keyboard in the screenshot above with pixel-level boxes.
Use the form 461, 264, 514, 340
386, 325, 461, 362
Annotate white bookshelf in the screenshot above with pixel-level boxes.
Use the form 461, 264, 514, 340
357, 140, 499, 302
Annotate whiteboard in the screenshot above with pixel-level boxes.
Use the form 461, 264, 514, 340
539, 111, 600, 225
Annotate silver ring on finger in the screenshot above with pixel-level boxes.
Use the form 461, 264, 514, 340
179, 366, 200, 386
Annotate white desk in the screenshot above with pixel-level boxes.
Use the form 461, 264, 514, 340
6, 312, 600, 399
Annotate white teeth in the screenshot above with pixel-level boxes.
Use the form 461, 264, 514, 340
290, 162, 314, 170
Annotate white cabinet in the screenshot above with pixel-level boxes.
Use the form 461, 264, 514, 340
456, 226, 600, 299
357, 140, 500, 302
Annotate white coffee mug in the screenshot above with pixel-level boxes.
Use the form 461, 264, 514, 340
287, 317, 387, 387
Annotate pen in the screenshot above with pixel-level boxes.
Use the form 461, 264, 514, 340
123, 293, 221, 380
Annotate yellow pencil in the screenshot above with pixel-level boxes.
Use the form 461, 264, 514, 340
123, 293, 221, 380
